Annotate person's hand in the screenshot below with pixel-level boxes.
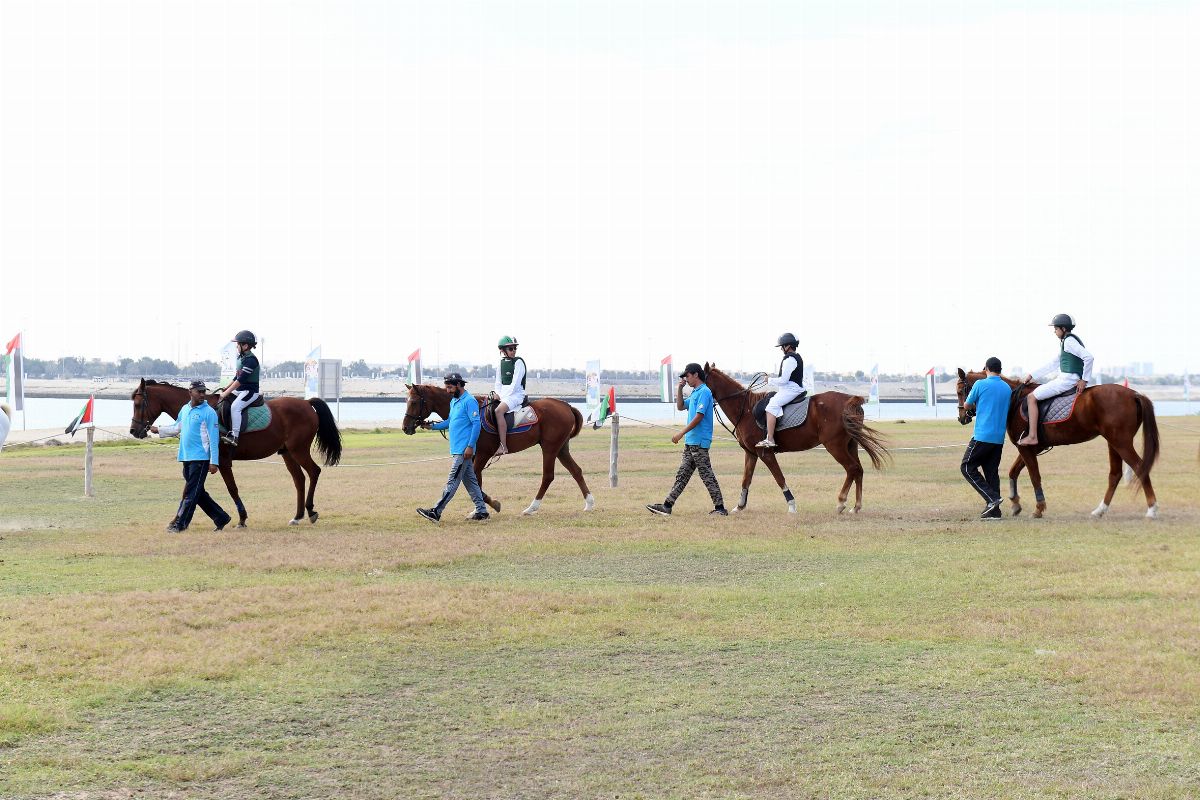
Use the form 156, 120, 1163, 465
1022, 374, 1033, 384
419, 420, 430, 429
149, 425, 159, 434
463, 446, 474, 458
671, 432, 683, 444
208, 464, 219, 474
1076, 379, 1087, 393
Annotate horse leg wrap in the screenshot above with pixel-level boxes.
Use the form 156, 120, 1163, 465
739, 488, 749, 507
782, 488, 794, 503
1009, 479, 1018, 500
1034, 487, 1046, 503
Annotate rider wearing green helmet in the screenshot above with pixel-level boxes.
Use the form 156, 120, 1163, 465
493, 335, 526, 455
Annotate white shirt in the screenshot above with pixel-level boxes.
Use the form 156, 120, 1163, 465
494, 359, 527, 402
0, 406, 10, 453
768, 354, 803, 391
1032, 336, 1095, 385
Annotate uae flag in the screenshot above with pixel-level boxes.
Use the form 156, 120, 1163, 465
66, 396, 95, 436
5, 332, 25, 412
589, 386, 617, 429
408, 348, 422, 385
659, 355, 673, 402
924, 368, 937, 407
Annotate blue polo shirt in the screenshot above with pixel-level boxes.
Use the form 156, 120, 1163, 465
429, 392, 482, 455
162, 402, 221, 465
966, 375, 1011, 445
685, 382, 715, 448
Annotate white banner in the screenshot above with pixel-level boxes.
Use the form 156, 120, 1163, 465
219, 342, 239, 387
585, 360, 601, 414
304, 346, 321, 399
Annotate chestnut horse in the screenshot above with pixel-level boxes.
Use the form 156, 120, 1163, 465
402, 384, 594, 515
130, 378, 342, 526
955, 369, 1160, 518
400, 383, 592, 515
704, 365, 890, 513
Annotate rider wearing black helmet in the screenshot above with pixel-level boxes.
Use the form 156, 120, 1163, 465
757, 332, 805, 449
219, 330, 261, 447
1017, 314, 1094, 447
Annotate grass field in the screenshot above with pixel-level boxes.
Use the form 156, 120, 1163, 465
1, 418, 1199, 799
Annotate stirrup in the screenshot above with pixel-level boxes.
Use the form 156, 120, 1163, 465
755, 438, 776, 449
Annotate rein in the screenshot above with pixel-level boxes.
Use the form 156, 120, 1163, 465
713, 372, 769, 439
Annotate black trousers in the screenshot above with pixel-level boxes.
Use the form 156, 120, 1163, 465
961, 439, 1004, 505
176, 460, 231, 530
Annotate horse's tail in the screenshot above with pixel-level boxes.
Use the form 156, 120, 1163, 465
569, 403, 584, 439
1134, 393, 1160, 489
309, 398, 343, 466
842, 396, 891, 470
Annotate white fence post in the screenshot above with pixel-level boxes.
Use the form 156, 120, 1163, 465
609, 413, 619, 487
84, 427, 95, 497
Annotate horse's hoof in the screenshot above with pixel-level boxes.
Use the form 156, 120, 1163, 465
522, 507, 538, 516
1146, 504, 1159, 519
235, 523, 247, 529
836, 502, 847, 514
1091, 502, 1109, 518
787, 502, 797, 514
731, 506, 744, 514
850, 506, 861, 514
288, 518, 301, 526
309, 511, 319, 524
583, 494, 595, 512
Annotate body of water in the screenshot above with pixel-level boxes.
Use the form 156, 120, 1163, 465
8, 395, 1198, 432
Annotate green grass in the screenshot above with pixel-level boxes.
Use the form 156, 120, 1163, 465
1, 420, 1198, 798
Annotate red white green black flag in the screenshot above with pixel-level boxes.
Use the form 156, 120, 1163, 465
924, 368, 937, 407
66, 396, 95, 436
4, 332, 24, 412
659, 355, 673, 402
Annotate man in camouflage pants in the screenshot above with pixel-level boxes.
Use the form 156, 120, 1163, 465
647, 363, 727, 517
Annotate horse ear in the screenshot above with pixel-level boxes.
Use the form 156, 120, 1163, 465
957, 368, 966, 380
405, 383, 412, 390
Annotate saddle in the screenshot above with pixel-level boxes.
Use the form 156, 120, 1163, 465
217, 394, 269, 435
753, 391, 810, 432
482, 396, 538, 435
1018, 387, 1081, 447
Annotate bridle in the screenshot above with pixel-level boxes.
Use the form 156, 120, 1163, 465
713, 372, 769, 437
131, 389, 155, 436
403, 388, 430, 432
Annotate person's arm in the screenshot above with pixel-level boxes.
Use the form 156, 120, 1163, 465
511, 359, 526, 391
429, 417, 449, 431
1025, 356, 1058, 383
1065, 338, 1095, 384
768, 356, 796, 387
154, 405, 185, 436
493, 366, 503, 396
467, 401, 482, 450
675, 378, 687, 411
204, 411, 220, 468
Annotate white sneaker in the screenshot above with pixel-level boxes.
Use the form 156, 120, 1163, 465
755, 438, 777, 449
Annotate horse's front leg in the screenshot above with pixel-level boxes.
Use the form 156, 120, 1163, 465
732, 448, 758, 512
218, 461, 249, 527
522, 447, 558, 516
758, 450, 796, 513
1007, 454, 1026, 517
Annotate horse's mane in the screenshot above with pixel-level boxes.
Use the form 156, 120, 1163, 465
705, 365, 771, 406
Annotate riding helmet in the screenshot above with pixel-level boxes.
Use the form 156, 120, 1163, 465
777, 332, 799, 348
233, 330, 257, 347
1048, 314, 1075, 330
497, 335, 519, 349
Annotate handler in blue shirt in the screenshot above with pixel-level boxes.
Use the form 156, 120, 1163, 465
152, 380, 231, 533
647, 363, 726, 517
960, 357, 1011, 519
417, 373, 489, 523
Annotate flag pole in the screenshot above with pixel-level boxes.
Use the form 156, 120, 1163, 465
84, 426, 95, 497
609, 411, 619, 488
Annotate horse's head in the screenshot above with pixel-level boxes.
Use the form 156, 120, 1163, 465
130, 378, 168, 438
403, 383, 437, 435
955, 367, 986, 425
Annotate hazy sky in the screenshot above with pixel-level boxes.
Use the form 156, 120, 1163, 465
1, 0, 1196, 374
